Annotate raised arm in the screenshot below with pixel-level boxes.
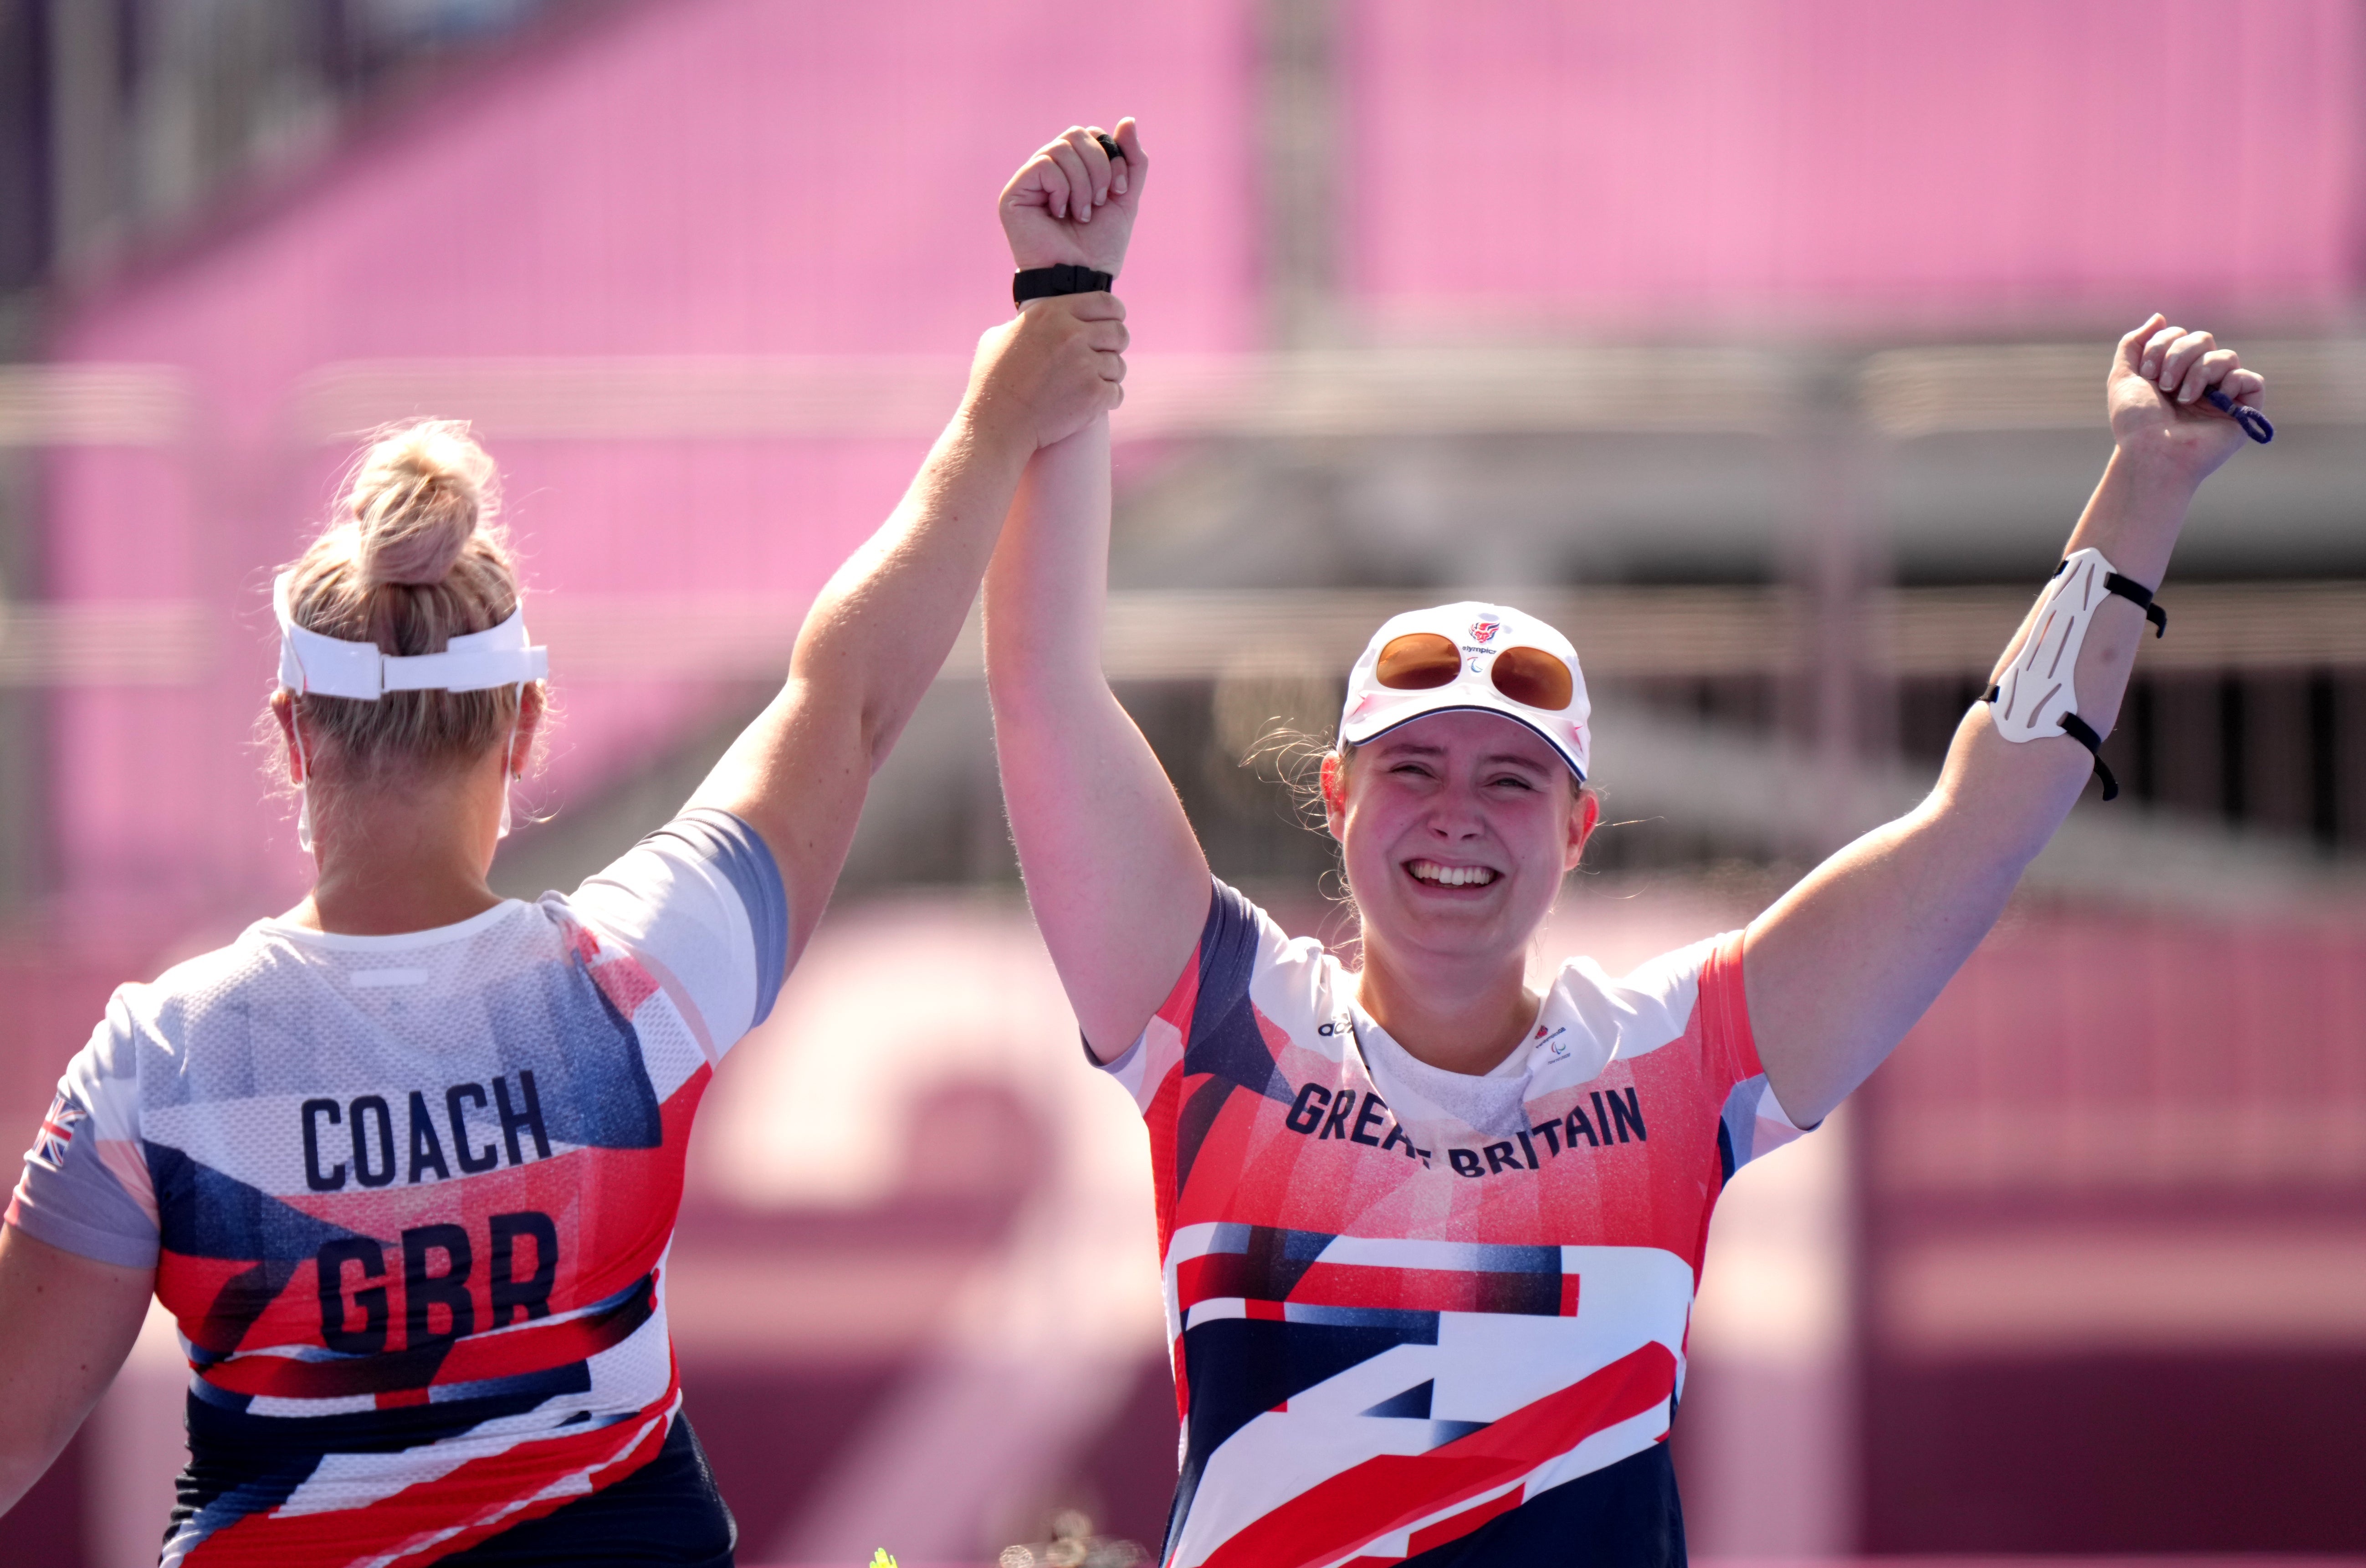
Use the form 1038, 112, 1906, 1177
690, 292, 1125, 963
984, 121, 1213, 1059
1743, 316, 2265, 1126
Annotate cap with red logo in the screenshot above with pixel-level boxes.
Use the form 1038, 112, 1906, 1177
1337, 601, 1591, 781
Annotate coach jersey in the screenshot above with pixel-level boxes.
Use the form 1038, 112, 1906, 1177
1098, 881, 1808, 1568
6, 808, 785, 1568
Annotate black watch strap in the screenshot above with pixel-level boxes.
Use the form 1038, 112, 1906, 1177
1013, 264, 1115, 305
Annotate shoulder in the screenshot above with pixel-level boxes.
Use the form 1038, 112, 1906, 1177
1100, 880, 1351, 1118
1604, 934, 1725, 1020
564, 807, 787, 970
41, 928, 295, 1121
554, 809, 790, 1050
1114, 880, 1345, 1076
572, 809, 784, 925
1531, 933, 1732, 1081
1197, 880, 1342, 1030
101, 926, 296, 1050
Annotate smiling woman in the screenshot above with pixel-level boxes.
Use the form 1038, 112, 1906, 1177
980, 118, 2274, 1568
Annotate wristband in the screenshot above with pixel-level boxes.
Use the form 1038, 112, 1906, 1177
1013, 264, 1115, 306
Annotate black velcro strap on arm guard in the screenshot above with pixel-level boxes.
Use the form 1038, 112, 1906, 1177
2045, 555, 2167, 637
2102, 571, 2167, 637
1983, 682, 2121, 801
2056, 712, 2120, 801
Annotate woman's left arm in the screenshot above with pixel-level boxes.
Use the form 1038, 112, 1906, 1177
1743, 315, 2265, 1127
0, 1224, 153, 1515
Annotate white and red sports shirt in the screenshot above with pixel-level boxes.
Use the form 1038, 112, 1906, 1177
7, 809, 784, 1567
1098, 881, 1808, 1568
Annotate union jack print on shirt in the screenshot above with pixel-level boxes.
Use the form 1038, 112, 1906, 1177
32, 1089, 82, 1167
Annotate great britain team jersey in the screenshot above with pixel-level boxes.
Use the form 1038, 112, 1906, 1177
7, 808, 785, 1568
1098, 881, 1810, 1568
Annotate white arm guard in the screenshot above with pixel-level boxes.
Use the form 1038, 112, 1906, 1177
1984, 547, 2165, 800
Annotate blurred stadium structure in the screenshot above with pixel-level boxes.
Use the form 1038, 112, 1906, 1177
4, 0, 2366, 1563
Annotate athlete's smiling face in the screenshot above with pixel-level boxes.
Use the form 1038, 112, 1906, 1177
1323, 709, 1597, 964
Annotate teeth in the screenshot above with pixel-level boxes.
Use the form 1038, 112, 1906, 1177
1409, 861, 1496, 887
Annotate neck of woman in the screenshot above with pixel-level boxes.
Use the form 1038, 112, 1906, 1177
1352, 933, 1540, 1078
291, 758, 507, 936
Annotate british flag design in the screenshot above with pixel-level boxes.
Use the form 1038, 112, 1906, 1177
32, 1089, 82, 1167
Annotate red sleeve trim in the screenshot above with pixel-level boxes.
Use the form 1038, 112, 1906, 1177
1698, 929, 1762, 1087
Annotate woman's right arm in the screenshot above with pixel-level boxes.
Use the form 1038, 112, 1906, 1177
0, 1224, 151, 1516
685, 294, 1124, 970
986, 119, 1207, 1061
986, 415, 1210, 1061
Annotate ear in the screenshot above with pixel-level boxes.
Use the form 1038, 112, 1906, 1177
508, 684, 547, 777
1320, 751, 1349, 842
269, 691, 304, 784
1562, 783, 1599, 872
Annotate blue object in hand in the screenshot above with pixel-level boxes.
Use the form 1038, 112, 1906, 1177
2203, 387, 2273, 444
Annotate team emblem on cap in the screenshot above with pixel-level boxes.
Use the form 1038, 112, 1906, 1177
1341, 600, 1593, 783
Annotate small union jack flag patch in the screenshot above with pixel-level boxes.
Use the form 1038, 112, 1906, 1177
32, 1091, 84, 1167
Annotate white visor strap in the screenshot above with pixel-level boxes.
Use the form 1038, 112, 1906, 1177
275, 569, 548, 700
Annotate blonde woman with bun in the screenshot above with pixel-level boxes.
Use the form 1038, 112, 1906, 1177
0, 142, 1127, 1564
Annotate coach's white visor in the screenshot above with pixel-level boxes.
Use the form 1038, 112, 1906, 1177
275, 570, 548, 700
1338, 601, 1590, 781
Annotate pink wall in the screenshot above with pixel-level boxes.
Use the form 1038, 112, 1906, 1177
1863, 910, 2366, 1548
1877, 910, 2366, 1189
41, 0, 1259, 921
39, 0, 2366, 921
1345, 0, 2363, 335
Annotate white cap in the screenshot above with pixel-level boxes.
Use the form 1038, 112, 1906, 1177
274, 570, 548, 700
1337, 600, 1591, 781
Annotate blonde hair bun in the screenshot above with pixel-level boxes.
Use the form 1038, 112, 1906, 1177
346, 420, 497, 587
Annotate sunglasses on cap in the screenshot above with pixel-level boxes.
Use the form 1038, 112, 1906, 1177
1373, 632, 1576, 712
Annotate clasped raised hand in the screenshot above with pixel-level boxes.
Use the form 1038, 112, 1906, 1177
999, 118, 1148, 277
2108, 313, 2267, 487
966, 293, 1129, 451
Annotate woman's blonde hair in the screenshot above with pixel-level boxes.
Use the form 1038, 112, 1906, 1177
274, 420, 541, 783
